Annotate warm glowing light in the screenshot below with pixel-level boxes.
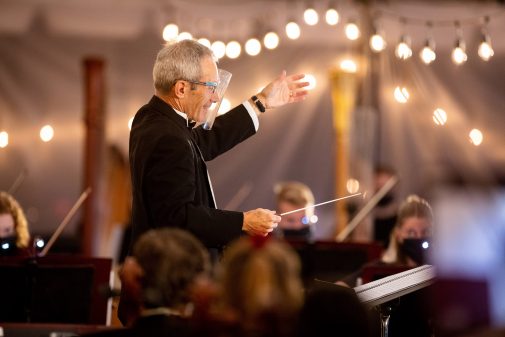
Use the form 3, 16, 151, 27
304, 74, 317, 90
304, 8, 319, 26
394, 86, 409, 103
370, 33, 386, 52
263, 32, 279, 50
245, 38, 261, 56
325, 8, 339, 25
211, 41, 226, 59
0, 131, 8, 148
197, 38, 211, 48
285, 21, 301, 40
310, 215, 319, 224
340, 59, 357, 73
469, 129, 483, 146
176, 31, 193, 41
128, 117, 134, 130
478, 37, 494, 61
40, 125, 54, 142
225, 41, 241, 59
346, 178, 360, 194
452, 40, 467, 65
419, 38, 436, 64
432, 108, 447, 125
395, 35, 412, 60
345, 21, 360, 40
162, 24, 179, 41
218, 98, 231, 115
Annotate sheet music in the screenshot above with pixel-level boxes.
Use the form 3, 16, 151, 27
354, 264, 436, 307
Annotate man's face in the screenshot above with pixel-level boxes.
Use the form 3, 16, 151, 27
183, 56, 219, 122
0, 213, 15, 239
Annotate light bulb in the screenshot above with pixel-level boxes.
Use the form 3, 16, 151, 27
285, 21, 301, 40
225, 41, 241, 59
370, 33, 386, 52
211, 41, 226, 59
419, 38, 436, 64
245, 38, 261, 56
433, 108, 447, 126
304, 8, 319, 26
263, 31, 279, 50
395, 35, 412, 60
162, 24, 179, 41
0, 131, 8, 148
478, 35, 494, 61
469, 128, 483, 146
176, 32, 192, 41
40, 125, 54, 142
451, 39, 467, 65
325, 8, 339, 25
345, 21, 360, 40
394, 86, 409, 103
340, 59, 357, 73
197, 38, 211, 48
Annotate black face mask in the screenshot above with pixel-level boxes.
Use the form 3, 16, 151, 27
0, 235, 18, 256
377, 193, 395, 207
400, 238, 431, 265
282, 226, 312, 240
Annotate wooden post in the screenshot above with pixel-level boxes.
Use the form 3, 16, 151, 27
82, 58, 106, 256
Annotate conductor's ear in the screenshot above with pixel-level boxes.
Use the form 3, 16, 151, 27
174, 80, 186, 98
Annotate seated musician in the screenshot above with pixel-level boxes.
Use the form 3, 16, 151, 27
0, 191, 31, 257
86, 228, 211, 336
274, 181, 317, 241
339, 194, 433, 287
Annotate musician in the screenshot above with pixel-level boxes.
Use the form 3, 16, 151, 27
274, 181, 316, 241
128, 39, 309, 255
339, 194, 433, 287
0, 191, 31, 257
86, 228, 211, 335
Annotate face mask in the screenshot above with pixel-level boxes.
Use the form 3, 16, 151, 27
282, 226, 312, 240
0, 235, 17, 256
400, 238, 431, 265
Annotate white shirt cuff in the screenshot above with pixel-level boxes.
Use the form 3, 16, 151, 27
243, 100, 259, 132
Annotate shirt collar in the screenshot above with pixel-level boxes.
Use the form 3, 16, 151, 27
173, 108, 195, 128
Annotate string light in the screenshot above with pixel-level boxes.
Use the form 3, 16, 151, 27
325, 2, 339, 26
263, 31, 280, 50
197, 38, 211, 48
433, 108, 447, 125
478, 16, 494, 61
420, 37, 436, 64
40, 125, 54, 142
225, 41, 241, 59
344, 19, 360, 40
211, 41, 226, 59
451, 21, 467, 65
469, 128, 483, 146
394, 86, 409, 103
285, 20, 301, 40
395, 34, 412, 60
340, 59, 357, 73
0, 131, 8, 148
162, 23, 179, 41
303, 2, 319, 26
245, 38, 261, 56
369, 24, 386, 52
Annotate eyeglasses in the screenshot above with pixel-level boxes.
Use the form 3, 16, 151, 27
183, 80, 218, 93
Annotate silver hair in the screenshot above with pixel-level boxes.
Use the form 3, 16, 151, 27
152, 39, 216, 93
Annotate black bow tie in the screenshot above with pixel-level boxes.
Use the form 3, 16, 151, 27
187, 120, 196, 130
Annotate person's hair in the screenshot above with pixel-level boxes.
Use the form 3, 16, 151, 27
133, 228, 210, 308
153, 39, 216, 94
219, 236, 304, 336
275, 181, 315, 208
382, 194, 433, 264
0, 191, 30, 248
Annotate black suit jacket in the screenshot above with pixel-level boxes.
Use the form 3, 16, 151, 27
129, 95, 256, 250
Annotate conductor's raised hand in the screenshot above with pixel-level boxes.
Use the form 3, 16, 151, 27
260, 70, 309, 108
243, 208, 281, 237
